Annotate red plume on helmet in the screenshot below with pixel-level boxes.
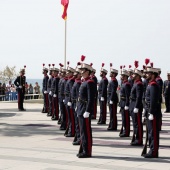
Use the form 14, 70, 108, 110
67, 61, 70, 65
81, 55, 86, 62
52, 64, 55, 67
123, 65, 126, 68
110, 63, 112, 67
120, 66, 122, 69
48, 64, 51, 67
77, 62, 81, 65
102, 63, 105, 67
43, 63, 45, 67
145, 58, 150, 65
59, 63, 64, 67
129, 65, 132, 68
90, 63, 93, 67
150, 62, 153, 67
134, 61, 139, 68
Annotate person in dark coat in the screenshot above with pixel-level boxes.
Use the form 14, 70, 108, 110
71, 67, 82, 145
107, 64, 118, 131
119, 69, 131, 137
76, 61, 95, 158
90, 67, 98, 119
128, 65, 134, 87
129, 68, 143, 145
14, 67, 26, 111
142, 67, 160, 158
97, 63, 108, 124
64, 65, 76, 137
163, 72, 170, 113
51, 67, 60, 120
41, 65, 49, 113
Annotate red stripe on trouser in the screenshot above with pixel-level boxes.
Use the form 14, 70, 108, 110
55, 98, 59, 118
85, 118, 92, 156
45, 94, 49, 111
125, 110, 130, 136
65, 106, 68, 127
113, 103, 117, 129
70, 108, 75, 136
18, 92, 20, 109
153, 116, 158, 156
103, 101, 106, 121
137, 112, 142, 144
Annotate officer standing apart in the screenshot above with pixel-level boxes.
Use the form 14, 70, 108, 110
119, 69, 131, 137
97, 63, 108, 124
107, 63, 118, 131
163, 72, 170, 113
42, 64, 49, 113
76, 59, 95, 158
129, 63, 143, 146
14, 66, 26, 111
142, 67, 160, 158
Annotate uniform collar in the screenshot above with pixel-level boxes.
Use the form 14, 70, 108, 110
123, 80, 128, 83
84, 76, 91, 81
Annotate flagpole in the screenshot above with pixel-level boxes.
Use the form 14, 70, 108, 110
64, 20, 67, 69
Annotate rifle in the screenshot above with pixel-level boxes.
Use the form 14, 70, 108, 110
141, 118, 148, 156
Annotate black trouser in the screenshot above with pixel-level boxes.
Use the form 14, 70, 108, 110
78, 115, 92, 156
59, 100, 66, 128
165, 97, 170, 112
131, 110, 143, 144
17, 89, 25, 109
65, 104, 75, 136
42, 92, 48, 112
73, 102, 80, 142
52, 97, 59, 119
108, 103, 117, 129
48, 94, 53, 114
98, 99, 107, 122
120, 108, 130, 136
147, 115, 159, 156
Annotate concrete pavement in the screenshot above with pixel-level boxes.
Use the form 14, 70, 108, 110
0, 101, 170, 170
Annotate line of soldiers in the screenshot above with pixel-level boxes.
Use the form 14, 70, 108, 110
40, 57, 170, 159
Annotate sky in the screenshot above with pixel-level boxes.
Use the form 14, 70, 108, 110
0, 0, 170, 80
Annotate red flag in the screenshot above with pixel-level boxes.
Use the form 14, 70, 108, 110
61, 0, 69, 20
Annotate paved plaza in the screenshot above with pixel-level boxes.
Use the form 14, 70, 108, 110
0, 101, 170, 170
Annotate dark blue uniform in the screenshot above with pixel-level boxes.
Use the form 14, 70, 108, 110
91, 75, 98, 119
144, 80, 160, 157
71, 78, 82, 143
107, 77, 118, 130
156, 76, 163, 130
119, 80, 131, 137
14, 76, 26, 110
129, 80, 143, 145
128, 76, 134, 87
59, 77, 68, 130
163, 80, 170, 112
77, 77, 95, 157
98, 76, 108, 123
64, 76, 75, 136
51, 76, 60, 120
47, 76, 53, 115
42, 75, 49, 112
142, 78, 148, 118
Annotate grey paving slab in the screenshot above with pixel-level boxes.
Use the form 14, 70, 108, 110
0, 101, 170, 170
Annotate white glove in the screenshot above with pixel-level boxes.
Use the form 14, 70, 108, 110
49, 91, 52, 95
83, 112, 90, 118
67, 102, 72, 106
19, 86, 22, 89
44, 90, 47, 94
53, 94, 57, 97
133, 108, 139, 113
63, 99, 65, 103
109, 100, 113, 104
124, 106, 129, 110
101, 97, 104, 101
148, 113, 154, 120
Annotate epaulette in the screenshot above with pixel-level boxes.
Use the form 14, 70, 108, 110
149, 81, 157, 86
125, 82, 131, 86
111, 78, 117, 81
87, 79, 94, 83
136, 81, 143, 85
